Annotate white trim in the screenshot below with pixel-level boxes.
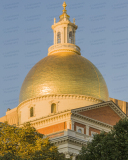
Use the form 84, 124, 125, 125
76, 126, 84, 134
49, 100, 60, 113
72, 101, 126, 119
72, 113, 112, 129
18, 94, 102, 110
71, 116, 111, 133
86, 125, 89, 136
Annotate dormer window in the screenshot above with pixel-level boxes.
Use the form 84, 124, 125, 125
30, 107, 34, 117
69, 31, 73, 43
51, 103, 56, 113
57, 32, 61, 43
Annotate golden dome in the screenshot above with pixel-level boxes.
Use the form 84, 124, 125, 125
19, 51, 109, 104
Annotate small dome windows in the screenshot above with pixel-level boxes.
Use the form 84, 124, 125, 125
30, 107, 34, 117
51, 103, 56, 113
69, 31, 74, 44
57, 32, 61, 43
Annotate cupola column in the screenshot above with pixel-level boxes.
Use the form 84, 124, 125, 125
54, 31, 56, 45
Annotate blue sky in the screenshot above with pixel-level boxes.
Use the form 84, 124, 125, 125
0, 0, 128, 117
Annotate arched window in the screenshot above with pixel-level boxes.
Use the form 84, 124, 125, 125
78, 128, 82, 133
30, 107, 34, 117
57, 32, 61, 43
51, 103, 56, 113
69, 31, 73, 43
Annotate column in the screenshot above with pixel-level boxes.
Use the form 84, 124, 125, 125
86, 125, 89, 136
66, 27, 68, 43
67, 121, 70, 129
54, 31, 56, 44
71, 121, 74, 131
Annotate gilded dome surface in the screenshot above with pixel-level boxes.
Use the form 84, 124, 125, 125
19, 51, 109, 103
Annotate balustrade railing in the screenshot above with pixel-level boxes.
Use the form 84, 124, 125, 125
48, 43, 80, 54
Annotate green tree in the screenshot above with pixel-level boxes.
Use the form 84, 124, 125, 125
76, 118, 128, 160
0, 122, 70, 160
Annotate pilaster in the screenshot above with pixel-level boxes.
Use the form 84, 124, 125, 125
86, 125, 89, 136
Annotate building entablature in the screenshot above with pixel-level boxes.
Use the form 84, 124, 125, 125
17, 94, 103, 110
51, 21, 77, 30
72, 101, 126, 119
71, 113, 113, 131
19, 109, 71, 129
17, 94, 103, 125
48, 129, 91, 146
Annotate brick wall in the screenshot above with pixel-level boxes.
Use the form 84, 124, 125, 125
37, 122, 66, 135
79, 106, 121, 126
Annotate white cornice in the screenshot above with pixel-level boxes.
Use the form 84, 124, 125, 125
72, 112, 113, 130
48, 129, 92, 146
51, 21, 77, 30
51, 135, 87, 145
71, 101, 126, 119
19, 110, 71, 129
18, 94, 103, 110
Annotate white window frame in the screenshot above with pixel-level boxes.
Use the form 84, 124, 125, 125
76, 126, 84, 134
49, 100, 59, 114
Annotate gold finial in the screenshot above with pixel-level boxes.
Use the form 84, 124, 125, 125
62, 1, 67, 13
59, 2, 70, 20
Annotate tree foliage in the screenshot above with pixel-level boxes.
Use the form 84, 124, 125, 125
0, 122, 69, 160
76, 118, 128, 160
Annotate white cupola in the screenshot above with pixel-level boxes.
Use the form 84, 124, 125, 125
48, 1, 81, 56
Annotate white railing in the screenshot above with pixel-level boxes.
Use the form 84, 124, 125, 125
48, 43, 81, 54
46, 129, 93, 142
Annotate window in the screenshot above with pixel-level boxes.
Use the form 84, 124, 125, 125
30, 107, 34, 117
76, 126, 84, 134
57, 32, 61, 43
51, 103, 56, 113
78, 128, 82, 133
69, 31, 73, 43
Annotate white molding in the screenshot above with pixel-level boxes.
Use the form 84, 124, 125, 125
18, 94, 103, 110
72, 101, 126, 119
19, 110, 71, 130
72, 113, 112, 129
49, 100, 60, 113
76, 126, 84, 134
86, 125, 89, 136
71, 116, 111, 133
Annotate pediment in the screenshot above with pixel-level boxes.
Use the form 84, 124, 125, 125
72, 101, 126, 126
